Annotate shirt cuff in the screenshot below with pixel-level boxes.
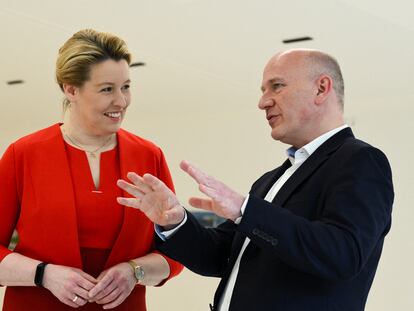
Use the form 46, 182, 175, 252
234, 194, 250, 225
155, 211, 188, 241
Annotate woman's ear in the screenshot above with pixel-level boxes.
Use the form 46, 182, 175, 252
315, 75, 333, 105
62, 84, 78, 103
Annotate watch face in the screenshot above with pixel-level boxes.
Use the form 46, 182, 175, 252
135, 266, 145, 282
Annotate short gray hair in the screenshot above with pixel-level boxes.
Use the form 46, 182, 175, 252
307, 51, 345, 108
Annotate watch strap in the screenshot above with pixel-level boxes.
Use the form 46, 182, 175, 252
34, 262, 49, 287
127, 260, 137, 270
127, 260, 144, 284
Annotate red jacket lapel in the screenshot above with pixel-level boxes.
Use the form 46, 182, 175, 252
18, 124, 82, 267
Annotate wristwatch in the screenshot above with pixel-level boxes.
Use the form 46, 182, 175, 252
128, 260, 145, 284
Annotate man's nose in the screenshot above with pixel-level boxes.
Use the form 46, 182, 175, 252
258, 96, 274, 110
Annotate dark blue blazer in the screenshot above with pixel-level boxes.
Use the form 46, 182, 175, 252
157, 128, 394, 311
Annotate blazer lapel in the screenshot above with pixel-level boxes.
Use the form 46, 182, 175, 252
223, 159, 292, 268
29, 124, 82, 267
225, 161, 292, 271
216, 159, 293, 300
274, 128, 354, 206
252, 159, 292, 199
104, 130, 154, 268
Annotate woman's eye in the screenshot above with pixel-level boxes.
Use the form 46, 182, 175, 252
122, 84, 130, 91
101, 87, 112, 93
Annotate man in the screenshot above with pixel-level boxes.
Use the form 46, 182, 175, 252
117, 49, 394, 310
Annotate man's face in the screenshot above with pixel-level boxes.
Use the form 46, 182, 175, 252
259, 52, 317, 148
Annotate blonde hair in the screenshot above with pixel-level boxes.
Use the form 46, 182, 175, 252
56, 29, 132, 109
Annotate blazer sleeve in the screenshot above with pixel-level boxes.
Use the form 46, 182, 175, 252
0, 144, 20, 262
238, 146, 394, 280
152, 148, 183, 283
156, 212, 237, 278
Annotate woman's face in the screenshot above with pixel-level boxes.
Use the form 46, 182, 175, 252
67, 59, 131, 136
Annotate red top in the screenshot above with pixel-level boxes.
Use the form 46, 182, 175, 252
65, 142, 123, 249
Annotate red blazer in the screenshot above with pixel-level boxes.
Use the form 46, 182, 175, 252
0, 124, 183, 310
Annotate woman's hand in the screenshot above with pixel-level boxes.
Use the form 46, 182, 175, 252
43, 264, 97, 308
88, 262, 136, 309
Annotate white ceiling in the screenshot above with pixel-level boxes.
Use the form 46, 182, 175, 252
1, 0, 413, 122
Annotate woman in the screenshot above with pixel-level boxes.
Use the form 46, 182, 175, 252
0, 29, 182, 310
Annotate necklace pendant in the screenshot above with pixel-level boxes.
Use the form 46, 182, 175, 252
89, 152, 96, 158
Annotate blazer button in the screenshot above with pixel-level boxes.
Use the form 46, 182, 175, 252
271, 238, 278, 246
252, 228, 260, 235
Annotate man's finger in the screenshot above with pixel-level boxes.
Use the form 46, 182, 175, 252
117, 197, 142, 209
180, 160, 215, 188
126, 172, 153, 194
179, 160, 190, 172
188, 197, 213, 211
180, 160, 205, 184
198, 184, 220, 201
117, 179, 145, 198
142, 173, 168, 192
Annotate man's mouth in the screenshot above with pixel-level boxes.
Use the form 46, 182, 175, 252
267, 114, 279, 121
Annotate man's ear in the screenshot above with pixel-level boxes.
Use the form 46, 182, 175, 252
315, 75, 332, 104
62, 84, 78, 103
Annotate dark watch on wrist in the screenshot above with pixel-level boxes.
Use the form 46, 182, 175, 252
128, 260, 145, 284
34, 262, 49, 287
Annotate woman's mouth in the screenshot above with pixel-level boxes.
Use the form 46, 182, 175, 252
104, 111, 122, 121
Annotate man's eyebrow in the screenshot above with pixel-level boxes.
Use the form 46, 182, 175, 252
261, 78, 284, 92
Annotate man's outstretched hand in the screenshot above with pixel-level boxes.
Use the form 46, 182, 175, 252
117, 161, 245, 227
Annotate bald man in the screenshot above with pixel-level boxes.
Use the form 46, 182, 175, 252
117, 49, 394, 311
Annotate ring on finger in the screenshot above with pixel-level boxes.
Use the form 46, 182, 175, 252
72, 295, 79, 303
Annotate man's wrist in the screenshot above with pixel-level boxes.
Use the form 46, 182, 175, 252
162, 223, 180, 231
155, 211, 188, 241
161, 209, 186, 230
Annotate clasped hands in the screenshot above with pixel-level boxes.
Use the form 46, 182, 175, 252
44, 262, 136, 309
117, 160, 246, 229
